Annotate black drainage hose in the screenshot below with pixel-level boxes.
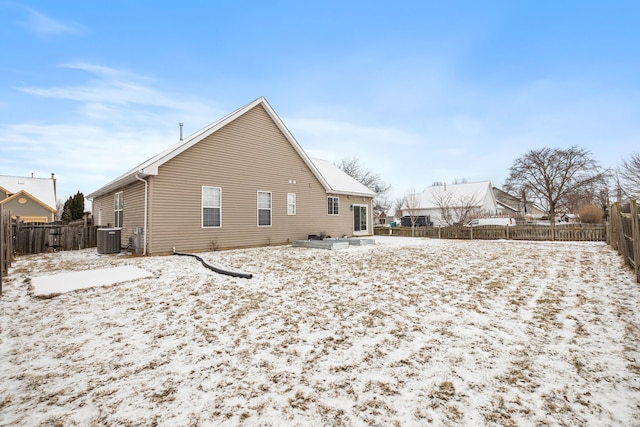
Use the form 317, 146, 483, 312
173, 250, 253, 279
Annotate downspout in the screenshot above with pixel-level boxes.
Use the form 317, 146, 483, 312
86, 197, 93, 223
51, 173, 57, 221
135, 172, 148, 255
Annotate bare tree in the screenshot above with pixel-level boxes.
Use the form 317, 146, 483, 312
336, 157, 391, 195
431, 186, 455, 226
504, 146, 606, 237
372, 196, 392, 224
451, 177, 469, 185
617, 152, 640, 200
336, 157, 392, 223
432, 186, 481, 226
453, 192, 483, 225
393, 196, 404, 219
563, 178, 610, 214
55, 199, 64, 221
403, 187, 420, 237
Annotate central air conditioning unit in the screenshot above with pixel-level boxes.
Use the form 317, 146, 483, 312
97, 228, 121, 254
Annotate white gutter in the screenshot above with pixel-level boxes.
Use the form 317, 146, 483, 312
85, 197, 94, 225
135, 172, 148, 255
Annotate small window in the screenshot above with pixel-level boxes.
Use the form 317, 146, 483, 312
328, 196, 339, 215
114, 192, 123, 227
287, 193, 296, 215
202, 187, 221, 227
258, 191, 272, 226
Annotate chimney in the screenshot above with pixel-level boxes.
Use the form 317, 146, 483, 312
51, 173, 57, 201
179, 123, 184, 141
51, 172, 58, 200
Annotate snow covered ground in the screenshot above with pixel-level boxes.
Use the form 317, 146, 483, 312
1, 236, 639, 426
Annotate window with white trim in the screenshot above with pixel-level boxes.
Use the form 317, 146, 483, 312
327, 196, 339, 215
202, 186, 221, 227
257, 191, 272, 226
287, 193, 296, 215
353, 204, 368, 232
114, 192, 123, 227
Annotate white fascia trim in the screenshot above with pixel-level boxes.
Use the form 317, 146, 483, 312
326, 190, 376, 198
88, 97, 334, 199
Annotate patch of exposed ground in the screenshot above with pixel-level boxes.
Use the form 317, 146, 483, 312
1, 237, 639, 426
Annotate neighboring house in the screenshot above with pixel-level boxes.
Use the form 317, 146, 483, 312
405, 181, 501, 226
0, 174, 57, 222
495, 199, 519, 216
559, 213, 580, 223
374, 210, 389, 226
493, 187, 546, 220
87, 97, 376, 255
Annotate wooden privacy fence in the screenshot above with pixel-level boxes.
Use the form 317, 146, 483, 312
608, 200, 640, 283
12, 221, 99, 255
375, 224, 606, 242
1, 205, 13, 295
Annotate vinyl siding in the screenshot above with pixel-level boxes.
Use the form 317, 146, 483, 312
92, 181, 145, 248
147, 104, 371, 254
2, 196, 53, 221
91, 103, 373, 255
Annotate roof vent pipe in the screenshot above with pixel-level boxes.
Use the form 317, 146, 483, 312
179, 123, 183, 141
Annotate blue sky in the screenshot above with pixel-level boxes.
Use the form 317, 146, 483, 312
1, 1, 638, 205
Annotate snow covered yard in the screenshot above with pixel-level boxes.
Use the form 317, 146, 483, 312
1, 236, 639, 426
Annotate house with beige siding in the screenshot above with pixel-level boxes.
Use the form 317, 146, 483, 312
86, 97, 375, 255
0, 174, 57, 222
493, 187, 546, 220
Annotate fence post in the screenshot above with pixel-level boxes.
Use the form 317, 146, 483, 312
618, 203, 630, 265
611, 203, 622, 253
0, 205, 13, 294
615, 202, 622, 250
631, 200, 640, 283
0, 204, 3, 295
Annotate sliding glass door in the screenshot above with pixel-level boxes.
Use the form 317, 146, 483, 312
353, 204, 368, 234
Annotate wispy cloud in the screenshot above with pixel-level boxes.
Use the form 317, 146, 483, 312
18, 63, 221, 125
18, 6, 84, 36
5, 63, 224, 200
0, 121, 181, 202
21, 64, 173, 107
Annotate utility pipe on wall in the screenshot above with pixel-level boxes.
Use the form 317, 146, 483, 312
135, 172, 148, 255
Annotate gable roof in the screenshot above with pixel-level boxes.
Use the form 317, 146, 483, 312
496, 199, 519, 213
2, 190, 56, 213
0, 175, 56, 211
493, 187, 546, 214
87, 97, 374, 199
310, 158, 376, 197
412, 181, 494, 209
